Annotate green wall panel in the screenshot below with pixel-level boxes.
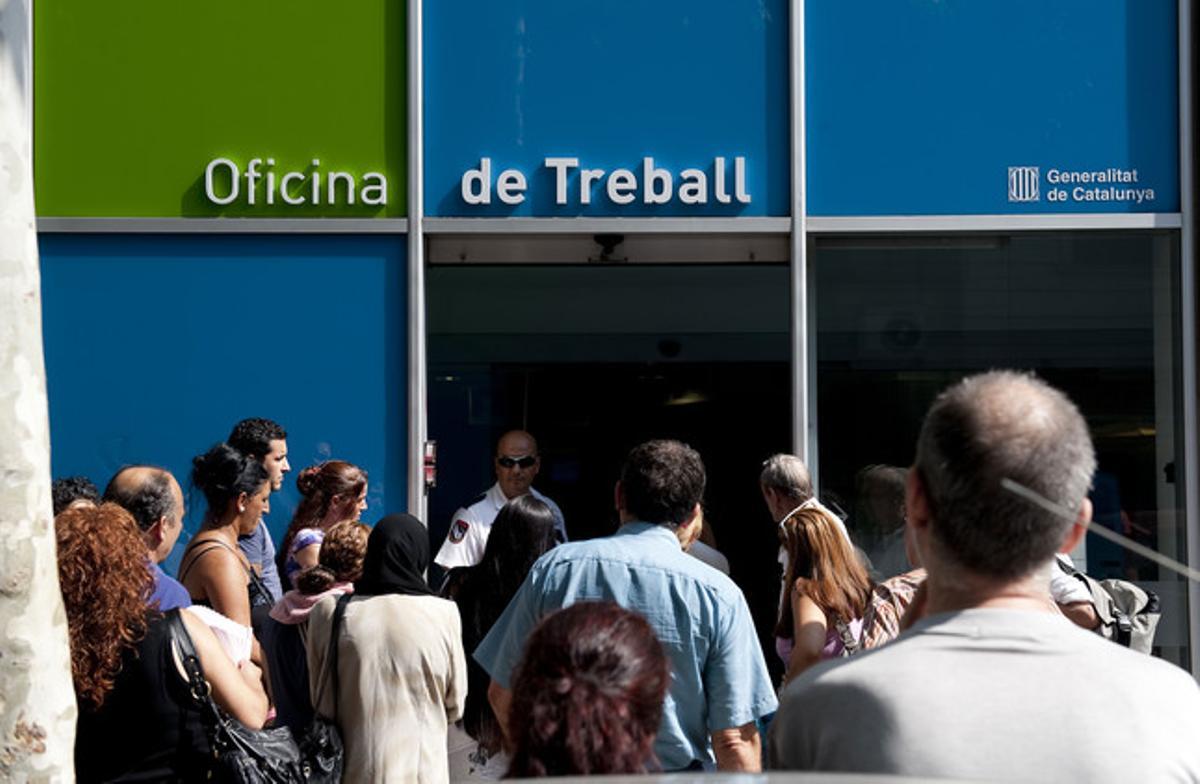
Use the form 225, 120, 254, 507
35, 0, 406, 217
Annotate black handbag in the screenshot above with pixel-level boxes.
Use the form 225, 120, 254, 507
295, 593, 351, 783
167, 610, 306, 783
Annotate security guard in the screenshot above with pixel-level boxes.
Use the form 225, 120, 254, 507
434, 430, 567, 570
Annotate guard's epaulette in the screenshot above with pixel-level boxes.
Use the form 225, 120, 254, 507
468, 492, 487, 506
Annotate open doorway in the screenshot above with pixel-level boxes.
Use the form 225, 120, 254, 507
427, 261, 791, 668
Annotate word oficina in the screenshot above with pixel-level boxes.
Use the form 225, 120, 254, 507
460, 156, 751, 206
204, 158, 388, 206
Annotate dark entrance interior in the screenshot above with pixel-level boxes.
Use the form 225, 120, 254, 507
427, 261, 791, 670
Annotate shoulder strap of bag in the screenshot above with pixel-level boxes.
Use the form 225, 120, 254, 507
315, 593, 353, 717
165, 609, 223, 727
833, 615, 861, 656
179, 539, 251, 583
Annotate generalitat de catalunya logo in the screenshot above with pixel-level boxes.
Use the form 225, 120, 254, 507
1008, 166, 1040, 202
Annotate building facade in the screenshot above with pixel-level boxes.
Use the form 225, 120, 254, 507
34, 0, 1198, 672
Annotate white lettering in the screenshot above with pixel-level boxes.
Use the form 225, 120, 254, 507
496, 169, 527, 204
734, 156, 750, 204
678, 169, 707, 204
265, 161, 276, 206
280, 172, 306, 205
361, 173, 388, 205
245, 158, 262, 206
713, 156, 731, 204
327, 172, 356, 205
643, 157, 672, 204
204, 158, 239, 205
462, 158, 492, 205
607, 169, 637, 204
455, 153, 750, 208
580, 168, 605, 205
203, 157, 385, 208
544, 157, 579, 205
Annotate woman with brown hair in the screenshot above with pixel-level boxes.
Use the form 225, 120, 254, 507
276, 460, 368, 589
63, 503, 268, 781
776, 505, 874, 685
506, 601, 670, 777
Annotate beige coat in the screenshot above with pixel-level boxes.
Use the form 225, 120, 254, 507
307, 593, 466, 783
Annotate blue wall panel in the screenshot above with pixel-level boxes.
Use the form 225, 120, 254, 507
807, 0, 1179, 215
39, 234, 407, 570
425, 0, 790, 217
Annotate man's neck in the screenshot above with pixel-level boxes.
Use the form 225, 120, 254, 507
923, 566, 1057, 616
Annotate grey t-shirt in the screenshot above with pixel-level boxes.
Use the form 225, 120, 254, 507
770, 607, 1200, 782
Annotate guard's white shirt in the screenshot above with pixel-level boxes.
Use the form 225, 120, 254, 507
434, 482, 567, 570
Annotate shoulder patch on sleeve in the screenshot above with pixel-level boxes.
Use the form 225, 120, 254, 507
448, 519, 470, 544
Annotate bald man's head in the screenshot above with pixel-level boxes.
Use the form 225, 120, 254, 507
103, 466, 185, 562
914, 371, 1096, 579
494, 430, 541, 500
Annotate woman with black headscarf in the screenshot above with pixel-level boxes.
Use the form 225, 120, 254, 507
306, 514, 467, 783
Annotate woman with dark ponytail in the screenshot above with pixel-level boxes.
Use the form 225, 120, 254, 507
445, 495, 559, 780
261, 520, 369, 733
276, 460, 368, 589
506, 601, 670, 778
178, 442, 273, 661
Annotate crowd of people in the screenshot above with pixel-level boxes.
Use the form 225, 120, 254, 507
51, 372, 1200, 782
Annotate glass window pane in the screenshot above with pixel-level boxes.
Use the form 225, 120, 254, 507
814, 231, 1188, 667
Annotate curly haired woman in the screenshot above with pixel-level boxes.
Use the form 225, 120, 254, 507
62, 503, 267, 782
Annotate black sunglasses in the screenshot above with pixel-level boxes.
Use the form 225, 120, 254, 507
497, 456, 537, 469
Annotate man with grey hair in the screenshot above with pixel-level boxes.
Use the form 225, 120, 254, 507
769, 371, 1200, 781
761, 453, 853, 613
760, 453, 848, 538
759, 453, 813, 520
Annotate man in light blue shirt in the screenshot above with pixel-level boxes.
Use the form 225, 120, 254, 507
476, 440, 777, 772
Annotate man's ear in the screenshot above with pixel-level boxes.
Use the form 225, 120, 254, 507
613, 480, 624, 514
146, 518, 165, 549
905, 468, 932, 533
1058, 498, 1092, 554
677, 503, 703, 548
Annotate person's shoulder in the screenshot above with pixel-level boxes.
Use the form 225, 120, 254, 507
306, 592, 342, 624
1082, 632, 1200, 694
688, 541, 730, 574
778, 645, 899, 715
526, 539, 590, 572
530, 487, 562, 510
462, 490, 489, 511
665, 543, 742, 597
381, 592, 463, 627
182, 535, 244, 570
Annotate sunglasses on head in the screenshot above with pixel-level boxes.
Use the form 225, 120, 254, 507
497, 456, 537, 469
